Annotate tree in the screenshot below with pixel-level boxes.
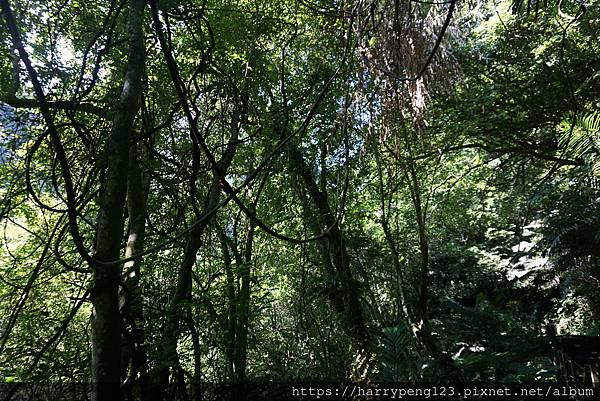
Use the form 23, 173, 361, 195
0, 0, 599, 398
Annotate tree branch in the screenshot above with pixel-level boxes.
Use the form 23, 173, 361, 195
2, 95, 108, 117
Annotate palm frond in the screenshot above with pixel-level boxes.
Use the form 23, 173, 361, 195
377, 324, 412, 382
578, 112, 600, 134
559, 111, 600, 175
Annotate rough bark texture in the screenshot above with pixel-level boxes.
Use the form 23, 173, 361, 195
90, 0, 145, 400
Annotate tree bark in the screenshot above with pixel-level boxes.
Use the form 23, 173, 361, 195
220, 229, 237, 379
374, 148, 412, 327
147, 216, 206, 401
234, 222, 253, 382
148, 126, 239, 401
121, 144, 150, 400
219, 218, 254, 383
90, 0, 145, 399
287, 143, 370, 349
405, 162, 429, 326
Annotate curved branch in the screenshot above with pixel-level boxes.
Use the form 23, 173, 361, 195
1, 0, 95, 265
150, 0, 350, 245
2, 95, 108, 117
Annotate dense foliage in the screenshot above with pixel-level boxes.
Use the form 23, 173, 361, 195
0, 0, 598, 399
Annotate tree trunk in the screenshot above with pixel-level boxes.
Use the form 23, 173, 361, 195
374, 145, 412, 326
148, 131, 239, 401
219, 218, 254, 383
405, 163, 429, 326
234, 222, 254, 382
147, 221, 205, 401
90, 0, 145, 399
403, 160, 440, 357
121, 144, 150, 400
287, 143, 370, 349
219, 229, 238, 379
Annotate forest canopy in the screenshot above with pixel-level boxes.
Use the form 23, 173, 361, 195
0, 0, 599, 400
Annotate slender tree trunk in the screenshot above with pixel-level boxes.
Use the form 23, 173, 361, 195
374, 146, 412, 326
121, 144, 150, 400
219, 218, 254, 383
287, 143, 370, 349
234, 222, 254, 382
90, 0, 145, 399
148, 222, 205, 401
403, 160, 441, 359
219, 229, 237, 379
148, 132, 239, 401
405, 163, 429, 325
186, 313, 203, 401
